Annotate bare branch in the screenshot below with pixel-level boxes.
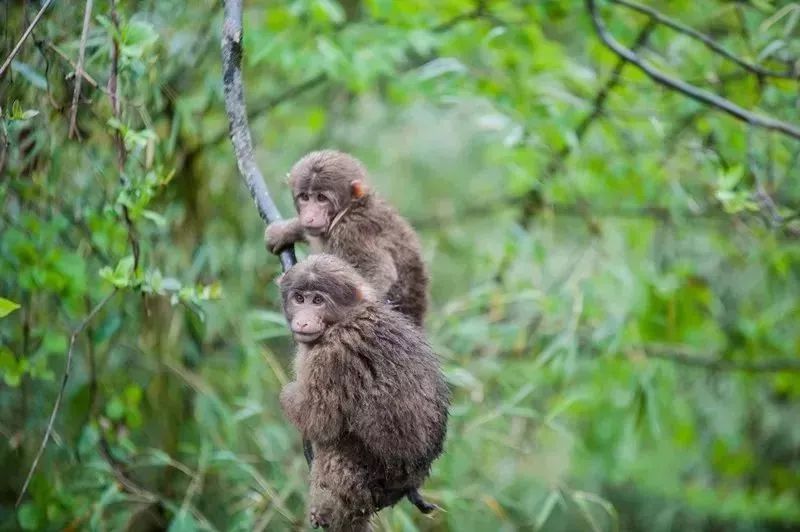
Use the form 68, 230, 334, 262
108, 0, 141, 271
586, 0, 800, 141
612, 0, 798, 79
221, 0, 297, 272
643, 344, 800, 373
16, 290, 117, 507
0, 0, 55, 79
69, 0, 94, 140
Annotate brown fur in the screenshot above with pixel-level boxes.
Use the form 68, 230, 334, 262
278, 255, 449, 528
266, 150, 429, 326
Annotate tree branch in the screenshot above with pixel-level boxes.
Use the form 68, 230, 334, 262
16, 290, 117, 507
69, 0, 94, 140
108, 0, 141, 271
0, 0, 55, 79
642, 344, 800, 373
586, 0, 800, 141
612, 0, 798, 80
221, 0, 297, 272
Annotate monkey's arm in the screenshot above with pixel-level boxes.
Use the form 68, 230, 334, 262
265, 218, 305, 254
280, 362, 349, 442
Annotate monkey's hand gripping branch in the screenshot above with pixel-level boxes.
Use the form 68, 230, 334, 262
221, 0, 314, 465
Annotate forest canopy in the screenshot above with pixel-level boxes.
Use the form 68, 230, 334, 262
2, 0, 800, 530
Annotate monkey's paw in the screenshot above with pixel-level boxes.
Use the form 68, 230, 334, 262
264, 222, 294, 254
309, 506, 331, 529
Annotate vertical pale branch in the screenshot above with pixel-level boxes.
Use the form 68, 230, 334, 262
69, 0, 93, 139
220, 0, 297, 272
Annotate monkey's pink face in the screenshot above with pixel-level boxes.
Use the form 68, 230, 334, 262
295, 190, 335, 236
283, 290, 331, 343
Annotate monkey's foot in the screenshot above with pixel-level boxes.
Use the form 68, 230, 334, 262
309, 507, 331, 529
407, 489, 437, 514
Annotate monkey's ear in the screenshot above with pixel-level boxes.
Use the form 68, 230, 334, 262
350, 180, 367, 199
274, 273, 285, 286
353, 286, 364, 301
283, 172, 291, 185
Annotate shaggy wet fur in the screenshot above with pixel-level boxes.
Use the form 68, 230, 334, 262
278, 255, 449, 529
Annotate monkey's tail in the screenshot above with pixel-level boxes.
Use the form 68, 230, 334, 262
407, 488, 437, 514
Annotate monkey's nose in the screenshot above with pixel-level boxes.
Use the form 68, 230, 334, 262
299, 321, 309, 330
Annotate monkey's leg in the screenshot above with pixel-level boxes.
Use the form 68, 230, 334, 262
407, 489, 437, 514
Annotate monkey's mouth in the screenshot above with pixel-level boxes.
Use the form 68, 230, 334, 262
292, 330, 323, 343
303, 224, 328, 237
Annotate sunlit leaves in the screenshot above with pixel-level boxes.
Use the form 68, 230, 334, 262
0, 297, 20, 318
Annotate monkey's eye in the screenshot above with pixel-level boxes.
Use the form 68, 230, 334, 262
297, 192, 309, 202
316, 193, 328, 203
293, 293, 305, 304
312, 295, 324, 305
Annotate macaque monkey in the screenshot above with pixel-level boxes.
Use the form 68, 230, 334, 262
277, 255, 449, 529
265, 150, 428, 326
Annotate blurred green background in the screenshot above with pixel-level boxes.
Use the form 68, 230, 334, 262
2, 0, 800, 530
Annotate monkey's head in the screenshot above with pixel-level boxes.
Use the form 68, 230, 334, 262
279, 254, 376, 344
288, 150, 369, 237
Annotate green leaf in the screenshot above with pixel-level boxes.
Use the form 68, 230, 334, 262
534, 491, 560, 530
17, 503, 41, 530
168, 509, 199, 532
0, 297, 21, 318
106, 397, 125, 421
315, 0, 345, 24
10, 61, 47, 90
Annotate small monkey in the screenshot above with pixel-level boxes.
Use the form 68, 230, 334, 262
266, 150, 428, 326
277, 255, 449, 528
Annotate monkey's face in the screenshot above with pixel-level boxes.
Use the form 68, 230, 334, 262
279, 255, 375, 344
294, 189, 337, 236
282, 289, 331, 343
289, 151, 369, 237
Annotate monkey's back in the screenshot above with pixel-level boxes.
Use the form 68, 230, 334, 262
327, 196, 429, 326
322, 304, 449, 466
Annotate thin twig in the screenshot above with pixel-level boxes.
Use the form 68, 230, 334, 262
16, 290, 117, 507
46, 41, 99, 88
612, 0, 798, 79
643, 344, 800, 373
586, 0, 800, 141
69, 0, 94, 139
0, 0, 55, 79
108, 0, 140, 270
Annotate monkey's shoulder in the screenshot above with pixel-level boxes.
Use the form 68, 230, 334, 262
321, 305, 433, 359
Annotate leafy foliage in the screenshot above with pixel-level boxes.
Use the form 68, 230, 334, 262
2, 0, 800, 530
